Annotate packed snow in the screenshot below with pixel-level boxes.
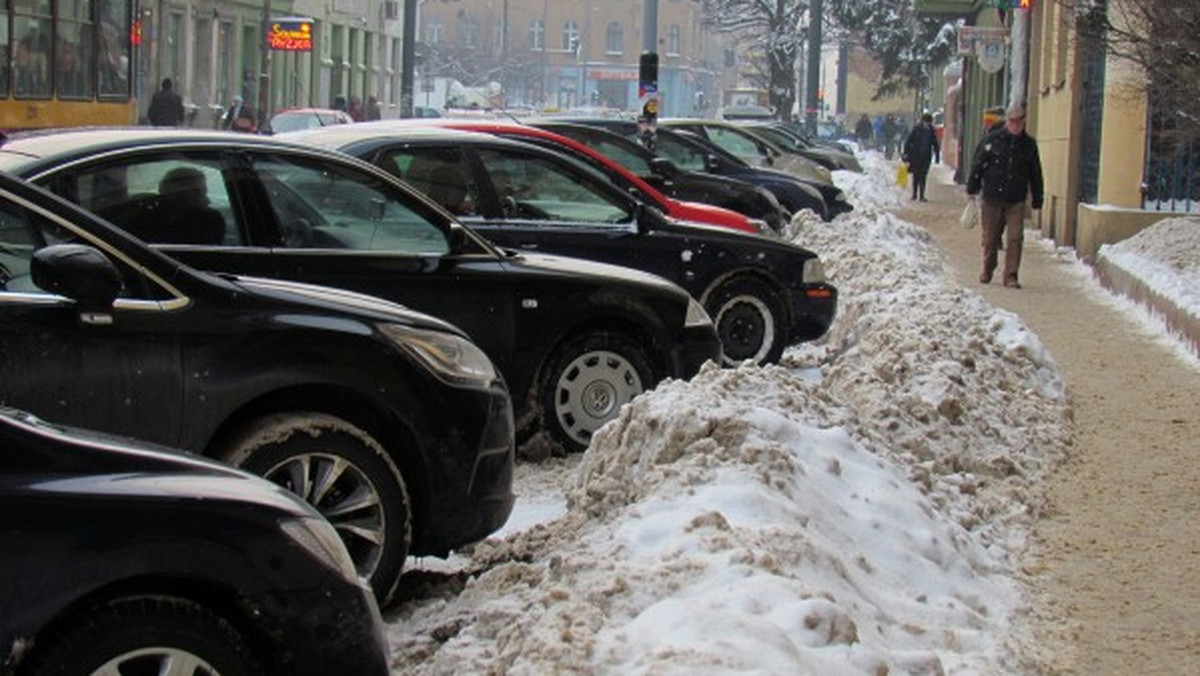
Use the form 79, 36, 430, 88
385, 149, 1199, 675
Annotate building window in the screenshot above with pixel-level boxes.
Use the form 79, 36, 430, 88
425, 19, 442, 45
460, 17, 478, 49
530, 19, 544, 51
562, 21, 578, 52
667, 24, 680, 56
605, 21, 623, 55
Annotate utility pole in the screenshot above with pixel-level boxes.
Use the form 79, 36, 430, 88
259, 0, 273, 129
638, 0, 659, 150
400, 0, 417, 117
805, 0, 822, 134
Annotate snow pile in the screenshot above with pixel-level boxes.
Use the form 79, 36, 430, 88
1098, 216, 1200, 318
384, 153, 1073, 675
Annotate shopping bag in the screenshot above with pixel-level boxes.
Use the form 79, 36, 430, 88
960, 197, 978, 229
896, 163, 909, 188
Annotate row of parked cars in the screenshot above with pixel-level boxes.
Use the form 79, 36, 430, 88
0, 114, 854, 674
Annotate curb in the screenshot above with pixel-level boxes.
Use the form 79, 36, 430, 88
1092, 256, 1200, 358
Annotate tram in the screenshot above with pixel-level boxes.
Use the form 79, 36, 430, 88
0, 0, 137, 131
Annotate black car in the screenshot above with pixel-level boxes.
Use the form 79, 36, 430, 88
525, 120, 791, 232
0, 406, 389, 675
0, 170, 514, 603
550, 118, 831, 221
0, 129, 721, 455
280, 124, 837, 367
658, 119, 855, 220
742, 121, 863, 172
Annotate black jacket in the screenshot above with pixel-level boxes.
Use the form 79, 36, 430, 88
902, 123, 940, 171
967, 128, 1044, 209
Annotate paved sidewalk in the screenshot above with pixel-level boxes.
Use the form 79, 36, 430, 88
900, 171, 1200, 674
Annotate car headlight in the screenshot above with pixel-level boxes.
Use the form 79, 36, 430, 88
685, 297, 713, 328
379, 324, 498, 387
281, 517, 359, 582
803, 258, 827, 283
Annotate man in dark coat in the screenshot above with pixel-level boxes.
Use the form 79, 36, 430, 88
147, 78, 184, 127
966, 102, 1044, 289
854, 114, 873, 148
902, 113, 940, 201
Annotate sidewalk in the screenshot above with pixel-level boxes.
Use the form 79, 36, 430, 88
899, 168, 1200, 674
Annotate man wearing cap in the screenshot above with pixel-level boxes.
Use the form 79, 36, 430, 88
966, 101, 1044, 289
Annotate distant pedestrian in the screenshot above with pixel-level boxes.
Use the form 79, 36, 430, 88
147, 78, 184, 127
348, 96, 364, 122
222, 95, 257, 133
332, 95, 348, 113
872, 115, 884, 150
882, 114, 898, 159
365, 95, 382, 121
855, 114, 873, 148
966, 102, 1044, 289
902, 113, 940, 201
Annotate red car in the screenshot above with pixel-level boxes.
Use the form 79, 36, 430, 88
378, 118, 764, 235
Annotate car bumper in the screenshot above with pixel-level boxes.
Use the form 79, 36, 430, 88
267, 577, 391, 675
670, 325, 724, 378
788, 283, 838, 342
412, 381, 515, 556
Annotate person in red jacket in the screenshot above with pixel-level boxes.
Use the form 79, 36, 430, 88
966, 102, 1044, 289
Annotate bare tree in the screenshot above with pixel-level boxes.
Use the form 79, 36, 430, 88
826, 0, 957, 101
1069, 0, 1199, 139
700, 0, 810, 117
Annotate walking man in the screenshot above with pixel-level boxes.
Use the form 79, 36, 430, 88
147, 78, 184, 127
902, 113, 940, 201
966, 102, 1043, 289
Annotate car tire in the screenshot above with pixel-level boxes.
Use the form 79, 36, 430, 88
705, 277, 786, 366
541, 332, 654, 453
224, 413, 411, 605
24, 596, 262, 676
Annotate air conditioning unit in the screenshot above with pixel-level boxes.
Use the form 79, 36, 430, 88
384, 0, 399, 20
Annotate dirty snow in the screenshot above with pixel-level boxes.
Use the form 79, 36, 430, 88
386, 148, 1197, 675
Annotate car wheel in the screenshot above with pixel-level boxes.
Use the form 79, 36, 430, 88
541, 333, 654, 453
224, 413, 411, 605
25, 596, 261, 676
705, 277, 786, 366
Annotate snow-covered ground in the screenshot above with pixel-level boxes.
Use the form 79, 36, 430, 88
387, 151, 1199, 675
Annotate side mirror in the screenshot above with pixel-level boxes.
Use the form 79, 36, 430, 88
648, 157, 680, 179
31, 244, 122, 310
448, 223, 468, 253
705, 154, 721, 173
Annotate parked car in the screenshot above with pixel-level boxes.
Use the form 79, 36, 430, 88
658, 118, 854, 220
279, 124, 837, 367
0, 406, 390, 675
0, 129, 721, 455
528, 120, 791, 232
0, 169, 514, 603
264, 107, 354, 134
554, 118, 830, 221
389, 118, 765, 234
741, 121, 863, 172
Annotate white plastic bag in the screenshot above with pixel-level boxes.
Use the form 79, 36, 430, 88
960, 197, 978, 229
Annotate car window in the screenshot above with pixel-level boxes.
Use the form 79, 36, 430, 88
252, 154, 451, 254
586, 136, 652, 174
705, 126, 765, 160
63, 155, 240, 247
373, 147, 482, 218
474, 148, 632, 224
656, 135, 708, 172
0, 194, 165, 300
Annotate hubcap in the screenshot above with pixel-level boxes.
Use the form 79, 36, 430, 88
263, 452, 384, 578
555, 349, 644, 447
715, 294, 774, 365
93, 647, 217, 676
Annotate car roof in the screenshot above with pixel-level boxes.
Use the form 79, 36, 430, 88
278, 122, 506, 149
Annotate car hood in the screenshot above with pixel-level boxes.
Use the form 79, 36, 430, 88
229, 274, 463, 336
1, 407, 317, 516
669, 199, 756, 233
499, 249, 690, 299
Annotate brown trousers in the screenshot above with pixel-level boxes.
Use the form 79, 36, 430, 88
979, 199, 1026, 282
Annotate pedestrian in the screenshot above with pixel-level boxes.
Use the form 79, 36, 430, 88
332, 95, 348, 113
855, 113, 873, 149
882, 114, 898, 159
365, 95, 382, 121
222, 95, 257, 133
147, 78, 184, 127
966, 102, 1044, 289
348, 96, 364, 122
902, 113, 940, 202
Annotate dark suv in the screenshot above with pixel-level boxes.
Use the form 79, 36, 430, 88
0, 171, 513, 604
1, 407, 389, 675
0, 129, 722, 455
